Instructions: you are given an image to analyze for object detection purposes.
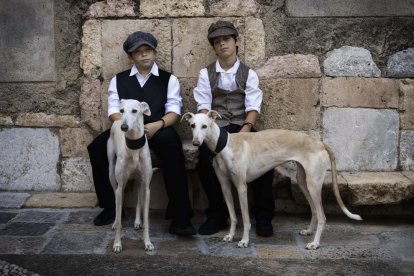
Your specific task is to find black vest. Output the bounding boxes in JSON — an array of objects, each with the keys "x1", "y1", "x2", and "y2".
[{"x1": 116, "y1": 69, "x2": 171, "y2": 123}]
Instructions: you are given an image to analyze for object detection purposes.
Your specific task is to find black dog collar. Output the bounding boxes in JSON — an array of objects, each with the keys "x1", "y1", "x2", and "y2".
[
  {"x1": 214, "y1": 127, "x2": 228, "y2": 154},
  {"x1": 125, "y1": 135, "x2": 146, "y2": 150}
]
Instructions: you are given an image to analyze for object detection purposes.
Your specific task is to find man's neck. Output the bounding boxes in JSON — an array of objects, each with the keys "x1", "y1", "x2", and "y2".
[{"x1": 218, "y1": 56, "x2": 237, "y2": 71}]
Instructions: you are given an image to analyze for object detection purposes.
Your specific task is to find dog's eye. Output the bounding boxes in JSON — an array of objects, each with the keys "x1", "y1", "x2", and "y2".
[
  {"x1": 190, "y1": 124, "x2": 195, "y2": 128},
  {"x1": 120, "y1": 109, "x2": 124, "y2": 113},
  {"x1": 132, "y1": 109, "x2": 137, "y2": 113},
  {"x1": 202, "y1": 125, "x2": 207, "y2": 129}
]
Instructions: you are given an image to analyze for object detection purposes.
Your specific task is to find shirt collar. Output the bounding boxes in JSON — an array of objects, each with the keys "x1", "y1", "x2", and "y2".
[
  {"x1": 130, "y1": 63, "x2": 159, "y2": 77},
  {"x1": 215, "y1": 58, "x2": 240, "y2": 74}
]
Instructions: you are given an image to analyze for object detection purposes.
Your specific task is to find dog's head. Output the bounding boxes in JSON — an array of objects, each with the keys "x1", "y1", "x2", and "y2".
[
  {"x1": 119, "y1": 99, "x2": 151, "y2": 132},
  {"x1": 181, "y1": 110, "x2": 221, "y2": 146}
]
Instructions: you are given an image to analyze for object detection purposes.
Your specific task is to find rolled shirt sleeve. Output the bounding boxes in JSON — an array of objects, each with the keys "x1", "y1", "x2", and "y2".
[
  {"x1": 165, "y1": 74, "x2": 182, "y2": 115},
  {"x1": 244, "y1": 69, "x2": 262, "y2": 113},
  {"x1": 193, "y1": 68, "x2": 212, "y2": 112},
  {"x1": 107, "y1": 76, "x2": 120, "y2": 117}
]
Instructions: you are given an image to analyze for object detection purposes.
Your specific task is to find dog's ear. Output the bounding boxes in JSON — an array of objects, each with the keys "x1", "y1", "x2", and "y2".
[
  {"x1": 181, "y1": 112, "x2": 194, "y2": 123},
  {"x1": 207, "y1": 110, "x2": 221, "y2": 120},
  {"x1": 140, "y1": 102, "x2": 151, "y2": 116}
]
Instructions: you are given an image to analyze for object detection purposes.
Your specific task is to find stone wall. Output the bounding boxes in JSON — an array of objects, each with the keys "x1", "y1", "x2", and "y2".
[{"x1": 1, "y1": 0, "x2": 414, "y2": 213}]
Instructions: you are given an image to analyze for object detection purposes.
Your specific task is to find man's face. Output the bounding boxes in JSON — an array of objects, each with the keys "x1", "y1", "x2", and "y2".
[
  {"x1": 212, "y1": 35, "x2": 238, "y2": 58},
  {"x1": 128, "y1": 45, "x2": 156, "y2": 71}
]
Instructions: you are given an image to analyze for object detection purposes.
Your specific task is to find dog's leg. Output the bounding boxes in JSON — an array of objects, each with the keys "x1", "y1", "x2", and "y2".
[
  {"x1": 234, "y1": 180, "x2": 251, "y2": 248},
  {"x1": 142, "y1": 171, "x2": 154, "y2": 251},
  {"x1": 297, "y1": 164, "x2": 317, "y2": 236},
  {"x1": 305, "y1": 172, "x2": 326, "y2": 250},
  {"x1": 112, "y1": 177, "x2": 125, "y2": 253},
  {"x1": 134, "y1": 179, "x2": 142, "y2": 229}
]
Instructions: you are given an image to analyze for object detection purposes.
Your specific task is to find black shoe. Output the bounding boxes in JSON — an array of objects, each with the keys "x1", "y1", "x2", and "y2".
[
  {"x1": 169, "y1": 220, "x2": 196, "y2": 236},
  {"x1": 256, "y1": 219, "x2": 273, "y2": 237},
  {"x1": 93, "y1": 207, "x2": 115, "y2": 226},
  {"x1": 198, "y1": 217, "x2": 228, "y2": 235}
]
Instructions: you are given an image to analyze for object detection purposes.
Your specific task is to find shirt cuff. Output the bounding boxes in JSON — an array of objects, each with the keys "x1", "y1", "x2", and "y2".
[
  {"x1": 245, "y1": 106, "x2": 261, "y2": 113},
  {"x1": 165, "y1": 105, "x2": 181, "y2": 115},
  {"x1": 197, "y1": 103, "x2": 211, "y2": 112},
  {"x1": 108, "y1": 107, "x2": 120, "y2": 117}
]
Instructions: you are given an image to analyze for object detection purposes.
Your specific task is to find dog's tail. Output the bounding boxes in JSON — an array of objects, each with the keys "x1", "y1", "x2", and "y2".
[{"x1": 324, "y1": 143, "x2": 362, "y2": 221}]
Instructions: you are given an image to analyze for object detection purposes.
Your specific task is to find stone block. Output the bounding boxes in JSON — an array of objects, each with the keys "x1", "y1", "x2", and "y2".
[
  {"x1": 59, "y1": 128, "x2": 94, "y2": 157},
  {"x1": 0, "y1": 115, "x2": 13, "y2": 126},
  {"x1": 400, "y1": 131, "x2": 414, "y2": 171},
  {"x1": 0, "y1": 222, "x2": 54, "y2": 236},
  {"x1": 101, "y1": 19, "x2": 171, "y2": 80},
  {"x1": 209, "y1": 0, "x2": 261, "y2": 16},
  {"x1": 245, "y1": 17, "x2": 266, "y2": 68},
  {"x1": 321, "y1": 77, "x2": 399, "y2": 108},
  {"x1": 80, "y1": 78, "x2": 102, "y2": 132},
  {"x1": 342, "y1": 172, "x2": 414, "y2": 205},
  {"x1": 0, "y1": 192, "x2": 30, "y2": 209},
  {"x1": 256, "y1": 246, "x2": 303, "y2": 259},
  {"x1": 140, "y1": 0, "x2": 204, "y2": 18},
  {"x1": 83, "y1": 0, "x2": 135, "y2": 19},
  {"x1": 175, "y1": 77, "x2": 198, "y2": 139},
  {"x1": 80, "y1": 20, "x2": 102, "y2": 79},
  {"x1": 257, "y1": 54, "x2": 321, "y2": 79},
  {"x1": 399, "y1": 79, "x2": 414, "y2": 129},
  {"x1": 322, "y1": 108, "x2": 399, "y2": 171},
  {"x1": 387, "y1": 48, "x2": 414, "y2": 78},
  {"x1": 323, "y1": 46, "x2": 381, "y2": 77},
  {"x1": 172, "y1": 18, "x2": 245, "y2": 78},
  {"x1": 24, "y1": 193, "x2": 98, "y2": 208},
  {"x1": 42, "y1": 232, "x2": 109, "y2": 254},
  {"x1": 15, "y1": 113, "x2": 79, "y2": 128},
  {"x1": 61, "y1": 158, "x2": 95, "y2": 192},
  {"x1": 0, "y1": 128, "x2": 60, "y2": 191},
  {"x1": 286, "y1": 0, "x2": 414, "y2": 17},
  {"x1": 258, "y1": 79, "x2": 320, "y2": 130},
  {"x1": 0, "y1": 0, "x2": 55, "y2": 82},
  {"x1": 0, "y1": 236, "x2": 46, "y2": 254}
]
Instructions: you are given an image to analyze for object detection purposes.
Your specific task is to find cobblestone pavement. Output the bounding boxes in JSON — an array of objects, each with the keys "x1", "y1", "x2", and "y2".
[{"x1": 0, "y1": 208, "x2": 413, "y2": 275}]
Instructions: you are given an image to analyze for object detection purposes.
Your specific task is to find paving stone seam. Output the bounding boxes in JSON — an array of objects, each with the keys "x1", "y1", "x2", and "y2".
[{"x1": 38, "y1": 211, "x2": 70, "y2": 254}]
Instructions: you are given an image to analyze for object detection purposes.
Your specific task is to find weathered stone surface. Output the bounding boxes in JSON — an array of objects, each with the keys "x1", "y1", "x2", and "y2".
[
  {"x1": 0, "y1": 115, "x2": 13, "y2": 126},
  {"x1": 15, "y1": 113, "x2": 79, "y2": 128},
  {"x1": 83, "y1": 0, "x2": 135, "y2": 19},
  {"x1": 403, "y1": 171, "x2": 414, "y2": 183},
  {"x1": 323, "y1": 108, "x2": 399, "y2": 171},
  {"x1": 80, "y1": 20, "x2": 102, "y2": 79},
  {"x1": 256, "y1": 246, "x2": 303, "y2": 259},
  {"x1": 400, "y1": 131, "x2": 414, "y2": 171},
  {"x1": 258, "y1": 79, "x2": 319, "y2": 130},
  {"x1": 0, "y1": 222, "x2": 54, "y2": 236},
  {"x1": 102, "y1": 19, "x2": 171, "y2": 80},
  {"x1": 209, "y1": 0, "x2": 261, "y2": 16},
  {"x1": 175, "y1": 77, "x2": 197, "y2": 139},
  {"x1": 0, "y1": 192, "x2": 30, "y2": 209},
  {"x1": 342, "y1": 172, "x2": 414, "y2": 205},
  {"x1": 140, "y1": 0, "x2": 204, "y2": 18},
  {"x1": 257, "y1": 54, "x2": 321, "y2": 78},
  {"x1": 61, "y1": 158, "x2": 94, "y2": 192},
  {"x1": 387, "y1": 48, "x2": 414, "y2": 78},
  {"x1": 24, "y1": 193, "x2": 98, "y2": 208},
  {"x1": 399, "y1": 79, "x2": 414, "y2": 129},
  {"x1": 59, "y1": 128, "x2": 94, "y2": 157},
  {"x1": 323, "y1": 46, "x2": 381, "y2": 77},
  {"x1": 286, "y1": 0, "x2": 414, "y2": 17},
  {"x1": 245, "y1": 17, "x2": 266, "y2": 68},
  {"x1": 182, "y1": 140, "x2": 199, "y2": 170},
  {"x1": 0, "y1": 128, "x2": 60, "y2": 191},
  {"x1": 0, "y1": 0, "x2": 55, "y2": 82},
  {"x1": 80, "y1": 78, "x2": 102, "y2": 132},
  {"x1": 321, "y1": 77, "x2": 399, "y2": 108},
  {"x1": 172, "y1": 18, "x2": 244, "y2": 78},
  {"x1": 43, "y1": 231, "x2": 109, "y2": 254}
]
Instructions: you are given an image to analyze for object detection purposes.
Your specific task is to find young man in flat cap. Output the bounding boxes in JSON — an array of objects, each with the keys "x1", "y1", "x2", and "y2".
[
  {"x1": 193, "y1": 21, "x2": 275, "y2": 237},
  {"x1": 88, "y1": 31, "x2": 195, "y2": 236}
]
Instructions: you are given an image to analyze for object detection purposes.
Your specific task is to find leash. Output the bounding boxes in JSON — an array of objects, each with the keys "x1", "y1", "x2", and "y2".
[
  {"x1": 125, "y1": 134, "x2": 146, "y2": 150},
  {"x1": 214, "y1": 127, "x2": 228, "y2": 154}
]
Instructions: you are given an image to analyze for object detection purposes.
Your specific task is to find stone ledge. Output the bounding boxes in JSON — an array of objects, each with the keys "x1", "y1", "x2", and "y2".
[{"x1": 24, "y1": 193, "x2": 98, "y2": 208}]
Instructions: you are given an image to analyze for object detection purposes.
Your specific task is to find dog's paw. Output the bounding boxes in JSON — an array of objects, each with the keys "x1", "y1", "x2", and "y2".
[
  {"x1": 145, "y1": 242, "x2": 154, "y2": 251},
  {"x1": 305, "y1": 242, "x2": 319, "y2": 250},
  {"x1": 223, "y1": 234, "x2": 233, "y2": 242},
  {"x1": 134, "y1": 222, "x2": 142, "y2": 229},
  {"x1": 299, "y1": 229, "x2": 312, "y2": 236},
  {"x1": 113, "y1": 243, "x2": 122, "y2": 253},
  {"x1": 238, "y1": 239, "x2": 249, "y2": 248}
]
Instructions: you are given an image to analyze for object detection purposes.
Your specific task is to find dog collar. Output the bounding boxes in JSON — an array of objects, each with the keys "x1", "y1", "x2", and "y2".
[
  {"x1": 214, "y1": 127, "x2": 228, "y2": 154},
  {"x1": 125, "y1": 135, "x2": 146, "y2": 150}
]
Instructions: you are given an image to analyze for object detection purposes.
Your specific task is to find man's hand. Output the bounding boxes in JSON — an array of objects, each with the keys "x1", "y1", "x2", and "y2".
[{"x1": 144, "y1": 120, "x2": 163, "y2": 139}]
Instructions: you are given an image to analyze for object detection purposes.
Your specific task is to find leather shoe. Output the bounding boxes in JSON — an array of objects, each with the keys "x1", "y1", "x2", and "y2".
[
  {"x1": 198, "y1": 217, "x2": 228, "y2": 235},
  {"x1": 256, "y1": 219, "x2": 273, "y2": 237},
  {"x1": 169, "y1": 221, "x2": 196, "y2": 236},
  {"x1": 93, "y1": 207, "x2": 115, "y2": 226}
]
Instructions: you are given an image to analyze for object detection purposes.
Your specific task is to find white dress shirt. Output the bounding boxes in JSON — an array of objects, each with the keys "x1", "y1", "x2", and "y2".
[
  {"x1": 108, "y1": 63, "x2": 182, "y2": 117},
  {"x1": 193, "y1": 59, "x2": 263, "y2": 113}
]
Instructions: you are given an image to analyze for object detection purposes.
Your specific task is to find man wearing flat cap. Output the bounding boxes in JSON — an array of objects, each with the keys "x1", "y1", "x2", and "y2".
[
  {"x1": 88, "y1": 31, "x2": 196, "y2": 236},
  {"x1": 193, "y1": 21, "x2": 275, "y2": 237}
]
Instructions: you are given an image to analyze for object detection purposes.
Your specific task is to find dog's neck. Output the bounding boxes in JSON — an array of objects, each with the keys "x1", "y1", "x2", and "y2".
[
  {"x1": 124, "y1": 123, "x2": 146, "y2": 150},
  {"x1": 205, "y1": 121, "x2": 228, "y2": 154}
]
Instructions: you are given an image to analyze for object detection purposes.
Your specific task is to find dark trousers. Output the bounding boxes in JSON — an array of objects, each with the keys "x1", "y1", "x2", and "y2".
[
  {"x1": 197, "y1": 124, "x2": 275, "y2": 222},
  {"x1": 87, "y1": 127, "x2": 193, "y2": 221}
]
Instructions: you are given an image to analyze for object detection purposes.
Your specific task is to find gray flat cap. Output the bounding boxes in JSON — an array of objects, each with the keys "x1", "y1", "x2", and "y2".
[
  {"x1": 123, "y1": 31, "x2": 157, "y2": 53},
  {"x1": 207, "y1": 21, "x2": 238, "y2": 41}
]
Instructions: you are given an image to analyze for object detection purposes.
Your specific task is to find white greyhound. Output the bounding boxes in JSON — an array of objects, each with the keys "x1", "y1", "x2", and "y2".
[
  {"x1": 107, "y1": 99, "x2": 154, "y2": 252},
  {"x1": 182, "y1": 111, "x2": 362, "y2": 250}
]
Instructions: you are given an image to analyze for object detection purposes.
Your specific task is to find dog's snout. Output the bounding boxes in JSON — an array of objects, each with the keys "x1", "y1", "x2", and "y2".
[
  {"x1": 121, "y1": 123, "x2": 128, "y2": 132},
  {"x1": 192, "y1": 139, "x2": 200, "y2": 146}
]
